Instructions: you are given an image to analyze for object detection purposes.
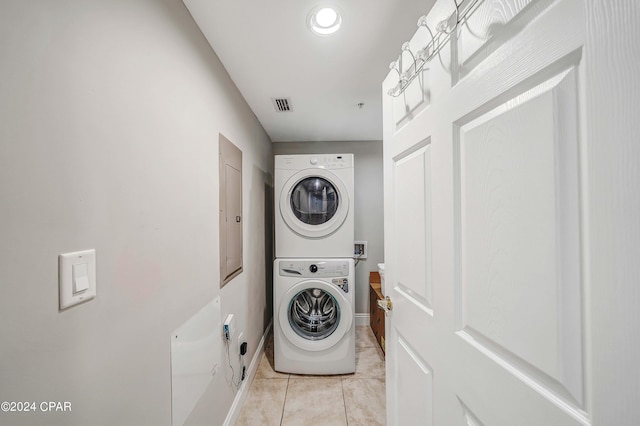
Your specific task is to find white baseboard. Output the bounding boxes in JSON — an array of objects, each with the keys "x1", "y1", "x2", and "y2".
[
  {"x1": 223, "y1": 320, "x2": 273, "y2": 426},
  {"x1": 355, "y1": 313, "x2": 370, "y2": 326}
]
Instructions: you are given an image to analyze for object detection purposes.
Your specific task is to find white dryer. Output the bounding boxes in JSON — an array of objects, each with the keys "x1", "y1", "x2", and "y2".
[
  {"x1": 275, "y1": 154, "x2": 354, "y2": 258},
  {"x1": 274, "y1": 258, "x2": 355, "y2": 375}
]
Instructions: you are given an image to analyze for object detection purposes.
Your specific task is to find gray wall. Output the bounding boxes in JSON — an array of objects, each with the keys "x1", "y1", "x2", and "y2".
[
  {"x1": 0, "y1": 1, "x2": 272, "y2": 425},
  {"x1": 273, "y1": 141, "x2": 384, "y2": 314}
]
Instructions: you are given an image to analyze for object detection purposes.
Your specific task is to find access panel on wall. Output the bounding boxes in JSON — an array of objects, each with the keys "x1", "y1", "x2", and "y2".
[{"x1": 219, "y1": 134, "x2": 242, "y2": 287}]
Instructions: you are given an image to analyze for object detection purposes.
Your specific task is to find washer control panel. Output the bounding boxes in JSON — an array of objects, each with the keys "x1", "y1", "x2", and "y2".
[
  {"x1": 279, "y1": 260, "x2": 350, "y2": 278},
  {"x1": 331, "y1": 278, "x2": 349, "y2": 293}
]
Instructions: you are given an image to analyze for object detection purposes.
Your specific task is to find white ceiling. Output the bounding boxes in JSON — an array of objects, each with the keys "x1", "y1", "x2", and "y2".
[{"x1": 183, "y1": 0, "x2": 433, "y2": 142}]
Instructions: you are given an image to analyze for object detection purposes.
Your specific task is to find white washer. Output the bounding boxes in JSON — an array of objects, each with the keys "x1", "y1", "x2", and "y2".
[
  {"x1": 275, "y1": 154, "x2": 354, "y2": 258},
  {"x1": 274, "y1": 258, "x2": 355, "y2": 375}
]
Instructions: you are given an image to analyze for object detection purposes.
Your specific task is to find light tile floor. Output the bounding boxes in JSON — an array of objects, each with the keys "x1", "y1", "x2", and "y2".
[{"x1": 236, "y1": 326, "x2": 386, "y2": 426}]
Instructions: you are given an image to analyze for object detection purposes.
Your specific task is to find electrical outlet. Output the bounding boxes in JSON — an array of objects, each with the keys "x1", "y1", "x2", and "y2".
[
  {"x1": 354, "y1": 241, "x2": 368, "y2": 259},
  {"x1": 223, "y1": 314, "x2": 234, "y2": 341}
]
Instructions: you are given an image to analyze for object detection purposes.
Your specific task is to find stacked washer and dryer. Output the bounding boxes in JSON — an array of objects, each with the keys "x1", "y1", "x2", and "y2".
[{"x1": 274, "y1": 154, "x2": 356, "y2": 375}]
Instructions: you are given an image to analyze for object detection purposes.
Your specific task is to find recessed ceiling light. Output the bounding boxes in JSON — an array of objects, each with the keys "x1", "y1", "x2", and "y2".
[{"x1": 308, "y1": 5, "x2": 342, "y2": 36}]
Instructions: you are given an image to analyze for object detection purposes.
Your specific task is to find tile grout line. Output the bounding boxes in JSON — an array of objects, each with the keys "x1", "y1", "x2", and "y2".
[
  {"x1": 340, "y1": 376, "x2": 349, "y2": 425},
  {"x1": 279, "y1": 375, "x2": 290, "y2": 426}
]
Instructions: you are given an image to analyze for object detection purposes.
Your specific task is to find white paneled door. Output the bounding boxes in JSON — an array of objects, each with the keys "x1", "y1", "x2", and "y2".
[{"x1": 383, "y1": 0, "x2": 638, "y2": 424}]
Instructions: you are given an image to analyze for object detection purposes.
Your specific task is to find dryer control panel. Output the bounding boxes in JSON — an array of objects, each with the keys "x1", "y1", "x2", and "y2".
[
  {"x1": 279, "y1": 260, "x2": 350, "y2": 278},
  {"x1": 275, "y1": 154, "x2": 353, "y2": 170}
]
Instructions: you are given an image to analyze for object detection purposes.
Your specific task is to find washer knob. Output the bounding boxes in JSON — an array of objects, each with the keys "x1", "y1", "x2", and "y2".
[
  {"x1": 310, "y1": 157, "x2": 318, "y2": 165},
  {"x1": 309, "y1": 264, "x2": 318, "y2": 273}
]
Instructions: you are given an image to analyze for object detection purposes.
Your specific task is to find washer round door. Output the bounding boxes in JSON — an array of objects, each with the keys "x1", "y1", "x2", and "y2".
[
  {"x1": 279, "y1": 169, "x2": 350, "y2": 239},
  {"x1": 279, "y1": 280, "x2": 353, "y2": 352}
]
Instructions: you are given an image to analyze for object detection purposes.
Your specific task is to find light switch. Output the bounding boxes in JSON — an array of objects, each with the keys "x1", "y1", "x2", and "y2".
[
  {"x1": 59, "y1": 249, "x2": 96, "y2": 310},
  {"x1": 72, "y1": 263, "x2": 90, "y2": 293}
]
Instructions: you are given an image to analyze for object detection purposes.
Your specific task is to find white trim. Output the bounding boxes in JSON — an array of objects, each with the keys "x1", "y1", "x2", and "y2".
[
  {"x1": 355, "y1": 313, "x2": 370, "y2": 326},
  {"x1": 223, "y1": 320, "x2": 273, "y2": 426}
]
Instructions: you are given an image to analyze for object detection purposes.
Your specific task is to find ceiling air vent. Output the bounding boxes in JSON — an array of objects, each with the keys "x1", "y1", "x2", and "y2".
[{"x1": 272, "y1": 97, "x2": 292, "y2": 112}]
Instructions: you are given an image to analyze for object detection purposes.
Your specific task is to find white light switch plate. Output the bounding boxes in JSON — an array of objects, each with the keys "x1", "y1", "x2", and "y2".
[{"x1": 59, "y1": 249, "x2": 96, "y2": 310}]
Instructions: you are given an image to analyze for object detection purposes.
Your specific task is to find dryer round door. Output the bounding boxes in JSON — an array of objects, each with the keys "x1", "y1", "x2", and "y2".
[
  {"x1": 278, "y1": 279, "x2": 353, "y2": 352},
  {"x1": 279, "y1": 169, "x2": 350, "y2": 239}
]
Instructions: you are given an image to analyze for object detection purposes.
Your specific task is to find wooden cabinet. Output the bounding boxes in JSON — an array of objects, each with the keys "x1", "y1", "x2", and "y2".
[{"x1": 369, "y1": 272, "x2": 385, "y2": 354}]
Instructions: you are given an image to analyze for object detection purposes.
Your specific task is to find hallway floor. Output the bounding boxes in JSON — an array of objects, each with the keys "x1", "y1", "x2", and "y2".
[{"x1": 236, "y1": 326, "x2": 386, "y2": 426}]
